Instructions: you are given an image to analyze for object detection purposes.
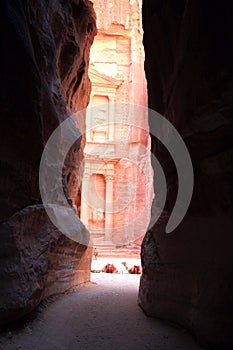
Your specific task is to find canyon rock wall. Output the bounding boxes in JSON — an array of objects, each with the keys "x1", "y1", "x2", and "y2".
[
  {"x1": 0, "y1": 0, "x2": 96, "y2": 325},
  {"x1": 139, "y1": 1, "x2": 233, "y2": 349}
]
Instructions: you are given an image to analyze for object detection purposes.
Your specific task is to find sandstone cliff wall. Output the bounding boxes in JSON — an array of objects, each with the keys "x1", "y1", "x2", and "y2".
[
  {"x1": 0, "y1": 0, "x2": 96, "y2": 325},
  {"x1": 139, "y1": 1, "x2": 233, "y2": 348}
]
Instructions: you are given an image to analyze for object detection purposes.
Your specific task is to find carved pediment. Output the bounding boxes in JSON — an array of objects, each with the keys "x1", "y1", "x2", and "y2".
[{"x1": 89, "y1": 67, "x2": 123, "y2": 88}]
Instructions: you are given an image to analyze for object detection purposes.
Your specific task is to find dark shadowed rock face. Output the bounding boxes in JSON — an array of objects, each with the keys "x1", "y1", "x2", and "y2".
[
  {"x1": 139, "y1": 0, "x2": 233, "y2": 349},
  {"x1": 0, "y1": 0, "x2": 96, "y2": 325}
]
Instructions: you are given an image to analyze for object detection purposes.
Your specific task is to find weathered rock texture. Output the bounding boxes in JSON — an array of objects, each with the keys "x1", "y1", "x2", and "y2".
[
  {"x1": 0, "y1": 0, "x2": 96, "y2": 325},
  {"x1": 139, "y1": 1, "x2": 233, "y2": 349}
]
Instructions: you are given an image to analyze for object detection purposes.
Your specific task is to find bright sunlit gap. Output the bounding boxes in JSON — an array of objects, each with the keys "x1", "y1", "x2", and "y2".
[{"x1": 80, "y1": 0, "x2": 153, "y2": 274}]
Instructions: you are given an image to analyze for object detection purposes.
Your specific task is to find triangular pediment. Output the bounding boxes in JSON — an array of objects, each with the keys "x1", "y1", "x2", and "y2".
[{"x1": 88, "y1": 67, "x2": 123, "y2": 87}]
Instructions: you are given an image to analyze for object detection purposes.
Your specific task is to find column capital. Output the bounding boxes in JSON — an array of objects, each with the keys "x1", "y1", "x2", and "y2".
[
  {"x1": 108, "y1": 96, "x2": 115, "y2": 103},
  {"x1": 105, "y1": 174, "x2": 114, "y2": 182},
  {"x1": 83, "y1": 173, "x2": 91, "y2": 181}
]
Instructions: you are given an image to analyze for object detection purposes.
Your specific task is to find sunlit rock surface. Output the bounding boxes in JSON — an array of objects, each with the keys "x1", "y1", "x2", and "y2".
[{"x1": 81, "y1": 0, "x2": 153, "y2": 249}]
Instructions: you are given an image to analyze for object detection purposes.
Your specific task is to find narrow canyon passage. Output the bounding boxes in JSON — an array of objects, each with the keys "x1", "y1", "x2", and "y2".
[
  {"x1": 0, "y1": 0, "x2": 232, "y2": 349},
  {"x1": 1, "y1": 274, "x2": 202, "y2": 350}
]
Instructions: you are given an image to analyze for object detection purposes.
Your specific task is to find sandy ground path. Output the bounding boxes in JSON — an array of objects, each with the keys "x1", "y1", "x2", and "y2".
[{"x1": 0, "y1": 273, "x2": 202, "y2": 350}]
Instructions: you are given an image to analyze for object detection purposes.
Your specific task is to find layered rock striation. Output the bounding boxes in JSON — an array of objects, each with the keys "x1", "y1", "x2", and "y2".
[
  {"x1": 0, "y1": 0, "x2": 96, "y2": 325},
  {"x1": 139, "y1": 1, "x2": 233, "y2": 349}
]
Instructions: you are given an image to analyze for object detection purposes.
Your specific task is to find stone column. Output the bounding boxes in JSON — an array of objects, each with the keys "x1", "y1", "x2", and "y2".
[
  {"x1": 105, "y1": 174, "x2": 114, "y2": 241},
  {"x1": 80, "y1": 173, "x2": 90, "y2": 227},
  {"x1": 108, "y1": 99, "x2": 115, "y2": 141},
  {"x1": 86, "y1": 98, "x2": 92, "y2": 142}
]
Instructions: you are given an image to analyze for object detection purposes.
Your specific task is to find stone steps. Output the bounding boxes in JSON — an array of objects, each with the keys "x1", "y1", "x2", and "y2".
[{"x1": 94, "y1": 244, "x2": 141, "y2": 258}]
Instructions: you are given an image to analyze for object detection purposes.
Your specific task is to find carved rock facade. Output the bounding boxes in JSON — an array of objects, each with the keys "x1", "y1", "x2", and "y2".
[{"x1": 81, "y1": 0, "x2": 153, "y2": 249}]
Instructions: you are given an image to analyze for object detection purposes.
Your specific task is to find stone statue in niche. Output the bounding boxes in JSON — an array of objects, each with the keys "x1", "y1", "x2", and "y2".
[
  {"x1": 95, "y1": 106, "x2": 108, "y2": 125},
  {"x1": 92, "y1": 208, "x2": 105, "y2": 223}
]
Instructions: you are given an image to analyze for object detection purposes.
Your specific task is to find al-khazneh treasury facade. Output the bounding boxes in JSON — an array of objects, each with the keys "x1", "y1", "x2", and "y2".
[{"x1": 80, "y1": 0, "x2": 153, "y2": 246}]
